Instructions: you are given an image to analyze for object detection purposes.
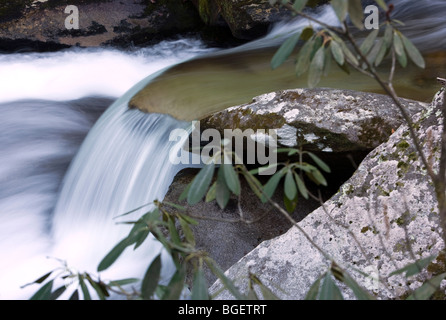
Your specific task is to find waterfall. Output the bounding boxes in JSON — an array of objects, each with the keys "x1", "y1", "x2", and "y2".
[
  {"x1": 0, "y1": 39, "x2": 211, "y2": 299},
  {"x1": 50, "y1": 72, "x2": 193, "y2": 293}
]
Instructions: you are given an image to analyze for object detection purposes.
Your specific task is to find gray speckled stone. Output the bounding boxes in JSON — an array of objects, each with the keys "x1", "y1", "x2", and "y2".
[
  {"x1": 201, "y1": 88, "x2": 427, "y2": 153},
  {"x1": 210, "y1": 88, "x2": 445, "y2": 300}
]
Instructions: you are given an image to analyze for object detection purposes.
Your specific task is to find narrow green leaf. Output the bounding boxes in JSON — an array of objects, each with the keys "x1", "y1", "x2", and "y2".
[
  {"x1": 400, "y1": 34, "x2": 425, "y2": 68},
  {"x1": 374, "y1": 38, "x2": 388, "y2": 67},
  {"x1": 86, "y1": 275, "x2": 108, "y2": 300},
  {"x1": 179, "y1": 216, "x2": 195, "y2": 246},
  {"x1": 308, "y1": 46, "x2": 325, "y2": 88},
  {"x1": 243, "y1": 169, "x2": 264, "y2": 199},
  {"x1": 294, "y1": 172, "x2": 309, "y2": 199},
  {"x1": 205, "y1": 181, "x2": 217, "y2": 202},
  {"x1": 162, "y1": 201, "x2": 186, "y2": 212},
  {"x1": 179, "y1": 182, "x2": 191, "y2": 202},
  {"x1": 393, "y1": 19, "x2": 405, "y2": 26},
  {"x1": 374, "y1": 0, "x2": 388, "y2": 11},
  {"x1": 86, "y1": 274, "x2": 110, "y2": 300},
  {"x1": 49, "y1": 285, "x2": 67, "y2": 300},
  {"x1": 292, "y1": 0, "x2": 308, "y2": 12},
  {"x1": 295, "y1": 38, "x2": 314, "y2": 76},
  {"x1": 312, "y1": 169, "x2": 327, "y2": 186},
  {"x1": 305, "y1": 275, "x2": 323, "y2": 300},
  {"x1": 22, "y1": 271, "x2": 53, "y2": 288},
  {"x1": 97, "y1": 237, "x2": 130, "y2": 272},
  {"x1": 390, "y1": 255, "x2": 438, "y2": 277},
  {"x1": 331, "y1": 0, "x2": 348, "y2": 21},
  {"x1": 307, "y1": 152, "x2": 331, "y2": 173},
  {"x1": 330, "y1": 40, "x2": 345, "y2": 66},
  {"x1": 306, "y1": 168, "x2": 327, "y2": 187},
  {"x1": 216, "y1": 167, "x2": 231, "y2": 209},
  {"x1": 366, "y1": 38, "x2": 384, "y2": 67},
  {"x1": 178, "y1": 213, "x2": 198, "y2": 225},
  {"x1": 406, "y1": 273, "x2": 446, "y2": 300},
  {"x1": 310, "y1": 36, "x2": 323, "y2": 60},
  {"x1": 257, "y1": 282, "x2": 280, "y2": 300},
  {"x1": 348, "y1": 0, "x2": 364, "y2": 30},
  {"x1": 222, "y1": 163, "x2": 240, "y2": 195},
  {"x1": 108, "y1": 278, "x2": 140, "y2": 287},
  {"x1": 383, "y1": 23, "x2": 393, "y2": 48},
  {"x1": 247, "y1": 286, "x2": 259, "y2": 300},
  {"x1": 340, "y1": 41, "x2": 359, "y2": 66},
  {"x1": 341, "y1": 272, "x2": 375, "y2": 300},
  {"x1": 205, "y1": 258, "x2": 246, "y2": 300},
  {"x1": 300, "y1": 26, "x2": 314, "y2": 41},
  {"x1": 161, "y1": 267, "x2": 186, "y2": 300},
  {"x1": 360, "y1": 29, "x2": 379, "y2": 55},
  {"x1": 167, "y1": 216, "x2": 181, "y2": 246},
  {"x1": 319, "y1": 272, "x2": 344, "y2": 300},
  {"x1": 69, "y1": 290, "x2": 79, "y2": 300},
  {"x1": 261, "y1": 168, "x2": 286, "y2": 203},
  {"x1": 191, "y1": 269, "x2": 209, "y2": 300},
  {"x1": 323, "y1": 46, "x2": 332, "y2": 76},
  {"x1": 30, "y1": 280, "x2": 54, "y2": 300},
  {"x1": 284, "y1": 169, "x2": 297, "y2": 200},
  {"x1": 294, "y1": 163, "x2": 314, "y2": 173},
  {"x1": 187, "y1": 162, "x2": 215, "y2": 205},
  {"x1": 271, "y1": 32, "x2": 302, "y2": 70},
  {"x1": 79, "y1": 276, "x2": 91, "y2": 300},
  {"x1": 393, "y1": 31, "x2": 407, "y2": 67},
  {"x1": 133, "y1": 229, "x2": 150, "y2": 250},
  {"x1": 284, "y1": 191, "x2": 298, "y2": 213},
  {"x1": 141, "y1": 254, "x2": 162, "y2": 300}
]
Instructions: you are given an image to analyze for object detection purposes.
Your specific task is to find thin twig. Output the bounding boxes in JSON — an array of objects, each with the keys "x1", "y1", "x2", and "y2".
[{"x1": 388, "y1": 48, "x2": 397, "y2": 96}]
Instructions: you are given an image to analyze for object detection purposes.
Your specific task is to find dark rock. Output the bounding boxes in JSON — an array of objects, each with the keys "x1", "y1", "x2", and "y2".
[
  {"x1": 0, "y1": 0, "x2": 203, "y2": 51},
  {"x1": 163, "y1": 163, "x2": 350, "y2": 286}
]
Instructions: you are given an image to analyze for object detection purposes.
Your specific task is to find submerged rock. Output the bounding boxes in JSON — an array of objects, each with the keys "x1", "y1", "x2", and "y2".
[
  {"x1": 210, "y1": 88, "x2": 446, "y2": 300},
  {"x1": 201, "y1": 88, "x2": 427, "y2": 153}
]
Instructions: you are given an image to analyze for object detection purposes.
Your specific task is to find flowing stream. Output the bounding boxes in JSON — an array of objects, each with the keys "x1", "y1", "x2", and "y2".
[{"x1": 0, "y1": 0, "x2": 445, "y2": 299}]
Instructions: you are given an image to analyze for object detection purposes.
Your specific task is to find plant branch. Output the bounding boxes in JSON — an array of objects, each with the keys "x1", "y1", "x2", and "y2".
[
  {"x1": 282, "y1": 2, "x2": 345, "y2": 35},
  {"x1": 342, "y1": 21, "x2": 437, "y2": 184}
]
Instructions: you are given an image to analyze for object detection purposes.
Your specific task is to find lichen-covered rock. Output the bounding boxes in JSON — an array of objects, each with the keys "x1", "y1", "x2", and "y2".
[
  {"x1": 210, "y1": 88, "x2": 446, "y2": 300},
  {"x1": 201, "y1": 88, "x2": 427, "y2": 153},
  {"x1": 0, "y1": 0, "x2": 202, "y2": 51}
]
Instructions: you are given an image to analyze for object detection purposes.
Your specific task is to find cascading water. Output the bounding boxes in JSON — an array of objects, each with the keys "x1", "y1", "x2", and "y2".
[
  {"x1": 0, "y1": 0, "x2": 445, "y2": 300},
  {"x1": 0, "y1": 39, "x2": 213, "y2": 299}
]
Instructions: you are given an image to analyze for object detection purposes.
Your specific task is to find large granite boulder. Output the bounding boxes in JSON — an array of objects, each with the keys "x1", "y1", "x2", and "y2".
[
  {"x1": 201, "y1": 88, "x2": 427, "y2": 153},
  {"x1": 210, "y1": 88, "x2": 446, "y2": 300}
]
